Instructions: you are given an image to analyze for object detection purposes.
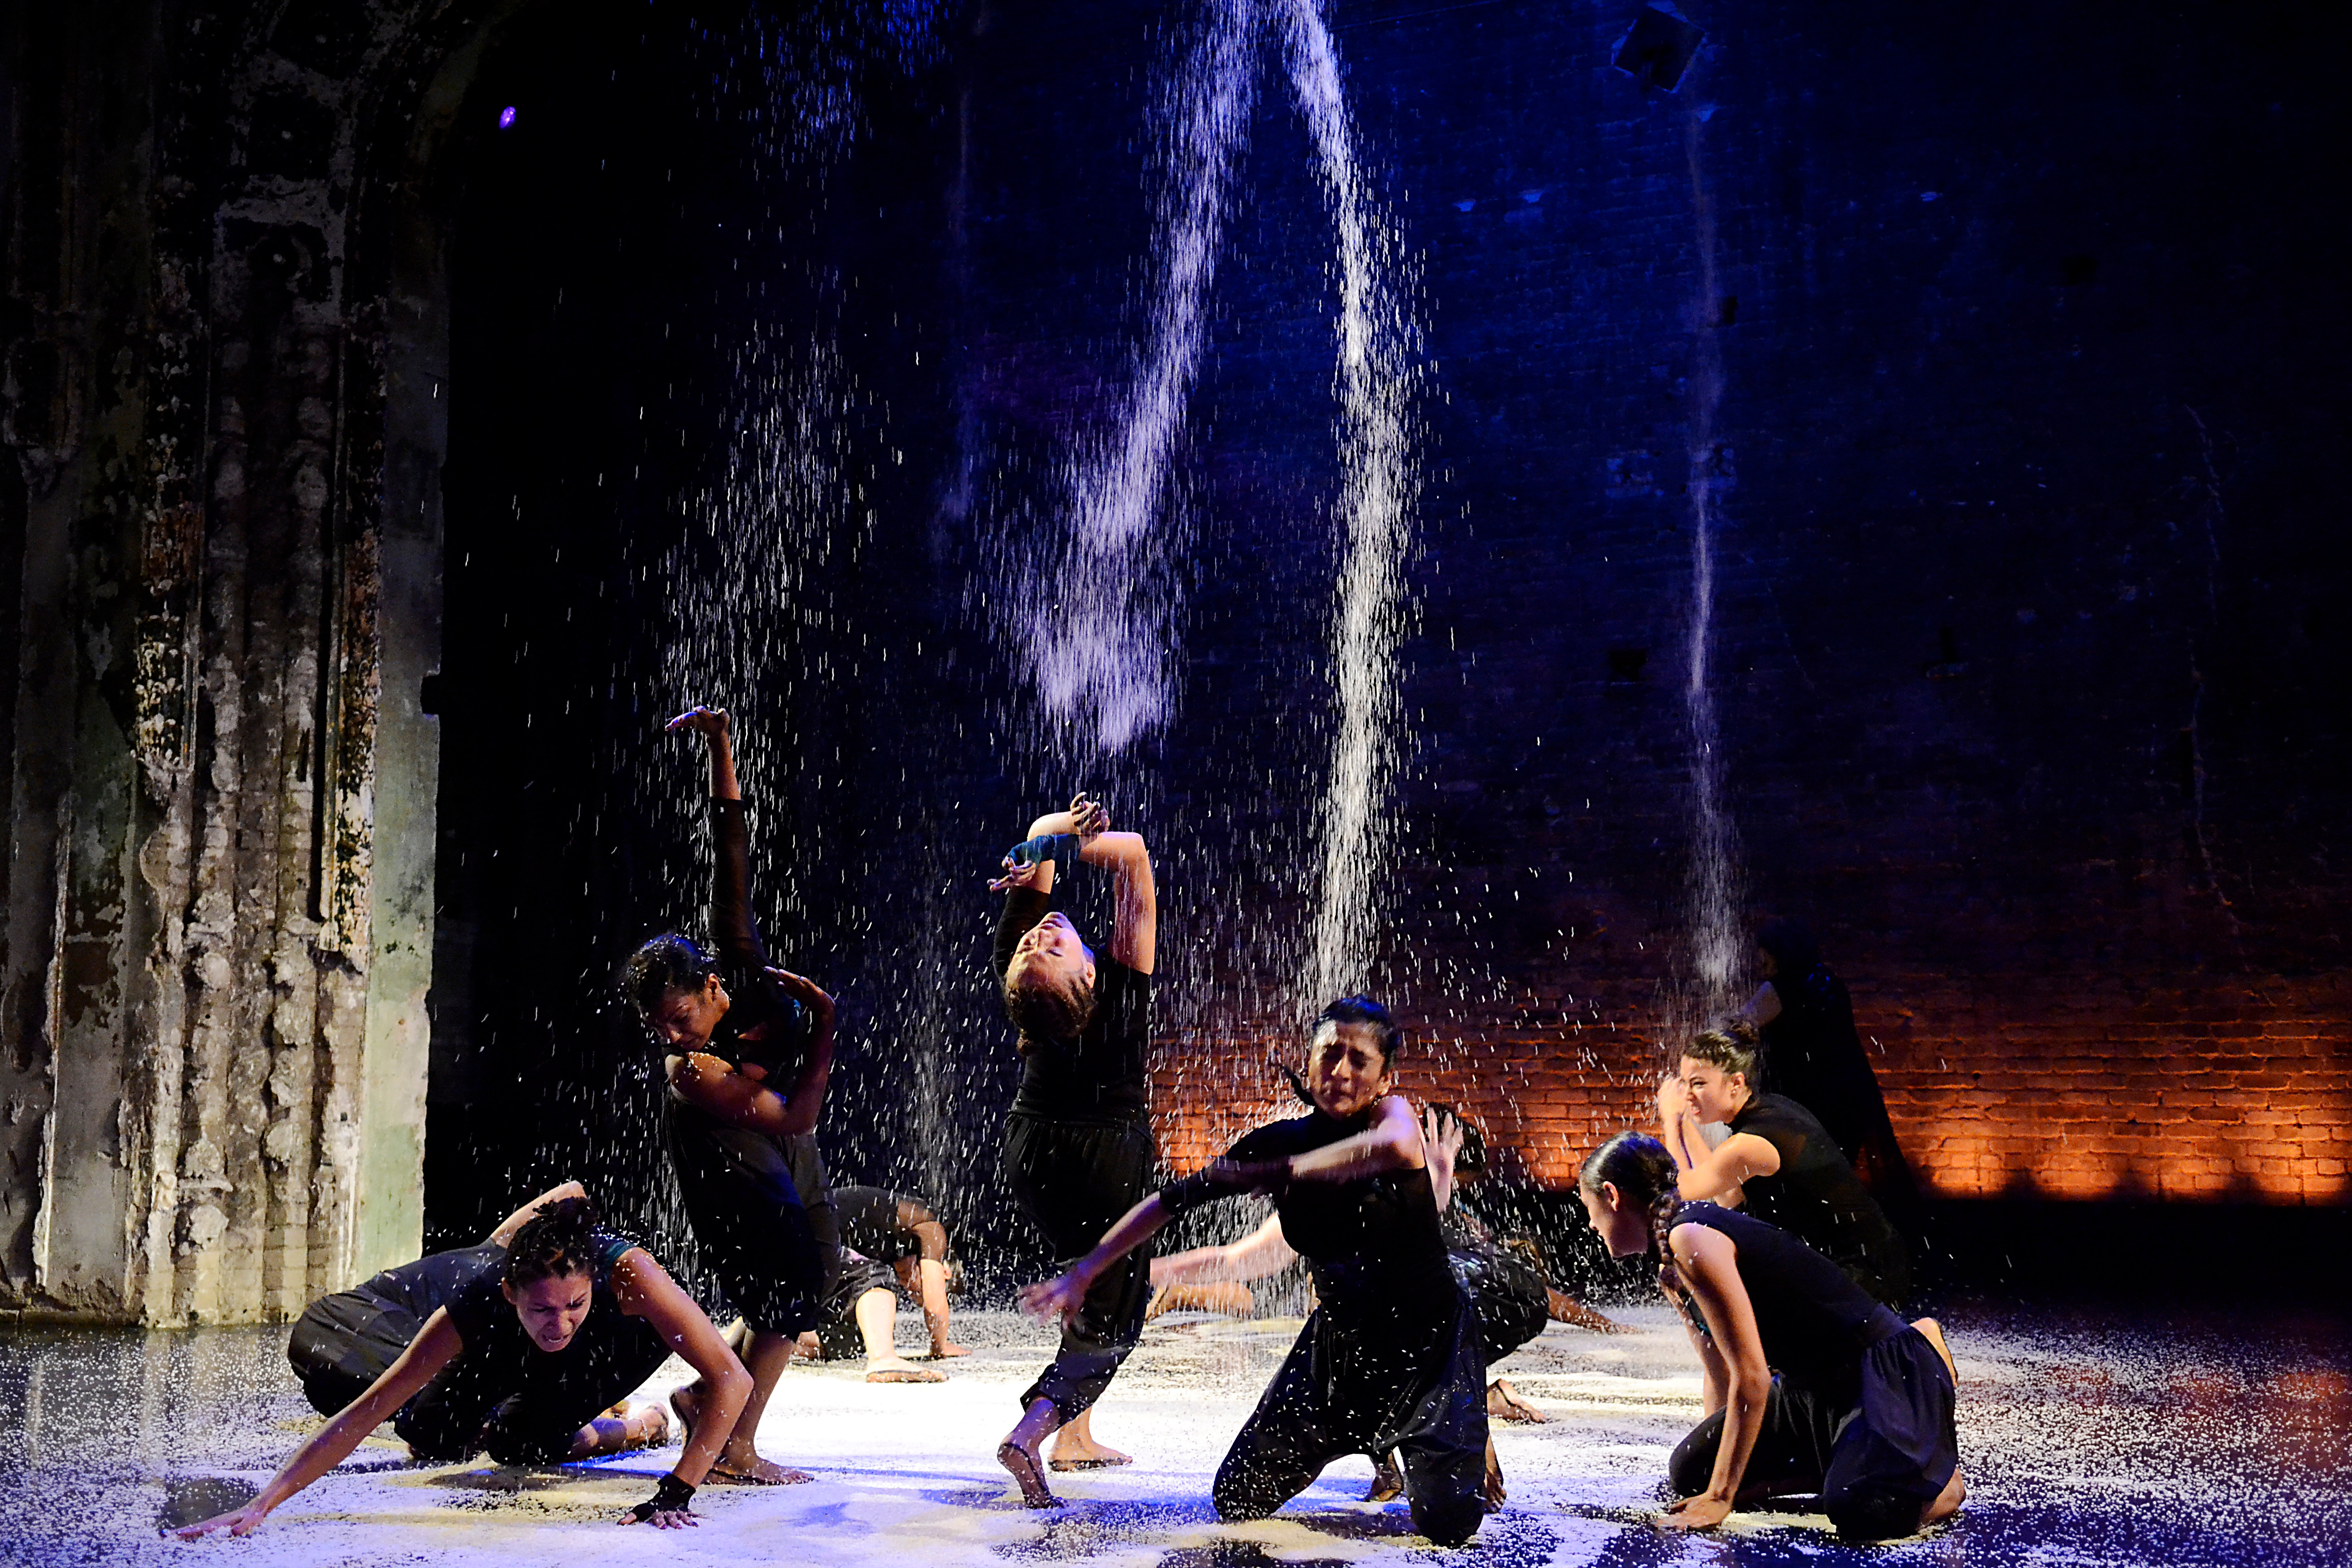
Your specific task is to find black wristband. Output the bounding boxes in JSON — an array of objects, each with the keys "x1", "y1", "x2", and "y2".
[{"x1": 629, "y1": 1473, "x2": 695, "y2": 1522}]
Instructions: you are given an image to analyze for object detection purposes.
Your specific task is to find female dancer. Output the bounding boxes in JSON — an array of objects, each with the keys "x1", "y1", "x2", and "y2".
[
  {"x1": 824, "y1": 1186, "x2": 970, "y2": 1361},
  {"x1": 989, "y1": 794, "x2": 1156, "y2": 1492},
  {"x1": 1657, "y1": 1022, "x2": 1910, "y2": 1305},
  {"x1": 179, "y1": 1198, "x2": 750, "y2": 1537},
  {"x1": 1023, "y1": 998, "x2": 1488, "y2": 1546},
  {"x1": 1577, "y1": 1132, "x2": 1961, "y2": 1539}
]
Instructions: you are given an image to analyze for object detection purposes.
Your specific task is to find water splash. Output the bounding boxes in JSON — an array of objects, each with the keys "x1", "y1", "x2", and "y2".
[
  {"x1": 1281, "y1": 0, "x2": 1424, "y2": 1004},
  {"x1": 1679, "y1": 104, "x2": 1742, "y2": 1018},
  {"x1": 1021, "y1": 0, "x2": 1258, "y2": 754}
]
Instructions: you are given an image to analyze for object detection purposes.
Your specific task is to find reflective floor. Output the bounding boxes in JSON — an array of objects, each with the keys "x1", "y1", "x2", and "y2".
[{"x1": 1, "y1": 1296, "x2": 2345, "y2": 1565}]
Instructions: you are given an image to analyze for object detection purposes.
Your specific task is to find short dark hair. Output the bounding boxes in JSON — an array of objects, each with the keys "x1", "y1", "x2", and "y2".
[
  {"x1": 623, "y1": 933, "x2": 714, "y2": 1021},
  {"x1": 505, "y1": 1196, "x2": 602, "y2": 1287},
  {"x1": 1312, "y1": 995, "x2": 1403, "y2": 1065}
]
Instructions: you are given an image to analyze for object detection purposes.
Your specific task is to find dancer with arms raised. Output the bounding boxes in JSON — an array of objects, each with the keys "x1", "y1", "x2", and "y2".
[
  {"x1": 1024, "y1": 998, "x2": 1488, "y2": 1545},
  {"x1": 989, "y1": 794, "x2": 1156, "y2": 1500}
]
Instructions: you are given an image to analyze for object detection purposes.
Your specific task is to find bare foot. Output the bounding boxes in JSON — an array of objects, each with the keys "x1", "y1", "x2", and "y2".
[
  {"x1": 669, "y1": 1383, "x2": 703, "y2": 1443},
  {"x1": 1047, "y1": 1434, "x2": 1131, "y2": 1471},
  {"x1": 1365, "y1": 1453, "x2": 1405, "y2": 1502},
  {"x1": 866, "y1": 1357, "x2": 947, "y2": 1384},
  {"x1": 997, "y1": 1439, "x2": 1059, "y2": 1507},
  {"x1": 621, "y1": 1402, "x2": 671, "y2": 1449},
  {"x1": 1486, "y1": 1378, "x2": 1546, "y2": 1424},
  {"x1": 1483, "y1": 1437, "x2": 1507, "y2": 1509},
  {"x1": 707, "y1": 1455, "x2": 813, "y2": 1485},
  {"x1": 1923, "y1": 1464, "x2": 1966, "y2": 1527},
  {"x1": 924, "y1": 1341, "x2": 973, "y2": 1360}
]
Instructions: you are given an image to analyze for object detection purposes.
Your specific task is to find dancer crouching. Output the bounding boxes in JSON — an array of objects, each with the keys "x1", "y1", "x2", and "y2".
[
  {"x1": 990, "y1": 795, "x2": 1157, "y2": 1497},
  {"x1": 1577, "y1": 1132, "x2": 1962, "y2": 1539},
  {"x1": 179, "y1": 1199, "x2": 751, "y2": 1537},
  {"x1": 1022, "y1": 999, "x2": 1488, "y2": 1546}
]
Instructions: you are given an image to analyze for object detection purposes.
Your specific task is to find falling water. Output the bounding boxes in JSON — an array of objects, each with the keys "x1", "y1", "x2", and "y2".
[
  {"x1": 1022, "y1": 0, "x2": 1257, "y2": 754},
  {"x1": 1679, "y1": 104, "x2": 1743, "y2": 1015},
  {"x1": 1281, "y1": 0, "x2": 1424, "y2": 1004}
]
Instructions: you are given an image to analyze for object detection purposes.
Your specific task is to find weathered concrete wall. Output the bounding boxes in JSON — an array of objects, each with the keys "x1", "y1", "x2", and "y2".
[{"x1": 0, "y1": 0, "x2": 513, "y2": 1322}]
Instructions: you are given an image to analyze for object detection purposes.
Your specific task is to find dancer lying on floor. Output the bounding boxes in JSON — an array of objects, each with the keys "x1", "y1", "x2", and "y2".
[
  {"x1": 1022, "y1": 997, "x2": 1488, "y2": 1546},
  {"x1": 990, "y1": 794, "x2": 1158, "y2": 1484},
  {"x1": 1655, "y1": 1021, "x2": 1910, "y2": 1304},
  {"x1": 1578, "y1": 1131, "x2": 1963, "y2": 1540},
  {"x1": 804, "y1": 1187, "x2": 970, "y2": 1362},
  {"x1": 178, "y1": 1198, "x2": 751, "y2": 1537}
]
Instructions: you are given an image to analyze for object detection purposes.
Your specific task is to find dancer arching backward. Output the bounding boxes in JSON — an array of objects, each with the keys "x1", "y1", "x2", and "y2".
[
  {"x1": 989, "y1": 794, "x2": 1157, "y2": 1488},
  {"x1": 1023, "y1": 999, "x2": 1489, "y2": 1546},
  {"x1": 285, "y1": 1179, "x2": 671, "y2": 1451},
  {"x1": 179, "y1": 1199, "x2": 751, "y2": 1538},
  {"x1": 1578, "y1": 1133, "x2": 1962, "y2": 1540},
  {"x1": 1656, "y1": 1022, "x2": 1910, "y2": 1305}
]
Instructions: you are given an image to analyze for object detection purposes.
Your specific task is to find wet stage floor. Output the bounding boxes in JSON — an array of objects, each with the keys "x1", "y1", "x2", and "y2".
[{"x1": 2, "y1": 1297, "x2": 2345, "y2": 1566}]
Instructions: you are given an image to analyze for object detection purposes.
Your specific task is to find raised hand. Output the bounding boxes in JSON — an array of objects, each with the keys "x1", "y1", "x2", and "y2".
[
  {"x1": 1655, "y1": 1070, "x2": 1692, "y2": 1126},
  {"x1": 988, "y1": 854, "x2": 1047, "y2": 895},
  {"x1": 1069, "y1": 793, "x2": 1110, "y2": 840},
  {"x1": 1422, "y1": 1106, "x2": 1464, "y2": 1172},
  {"x1": 762, "y1": 966, "x2": 835, "y2": 1020},
  {"x1": 664, "y1": 705, "x2": 729, "y2": 737}
]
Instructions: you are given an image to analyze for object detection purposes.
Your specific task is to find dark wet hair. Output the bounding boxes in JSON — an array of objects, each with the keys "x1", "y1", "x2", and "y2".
[
  {"x1": 1680, "y1": 1018, "x2": 1760, "y2": 1084},
  {"x1": 623, "y1": 932, "x2": 715, "y2": 1021},
  {"x1": 1756, "y1": 916, "x2": 1821, "y2": 978},
  {"x1": 1312, "y1": 995, "x2": 1403, "y2": 1064},
  {"x1": 1002, "y1": 964, "x2": 1096, "y2": 1049},
  {"x1": 1578, "y1": 1131, "x2": 1684, "y2": 1261},
  {"x1": 504, "y1": 1196, "x2": 603, "y2": 1287}
]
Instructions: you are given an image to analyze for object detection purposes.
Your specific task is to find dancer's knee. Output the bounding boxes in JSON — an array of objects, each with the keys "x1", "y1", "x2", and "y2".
[
  {"x1": 1824, "y1": 1484, "x2": 1925, "y2": 1542},
  {"x1": 1408, "y1": 1491, "x2": 1484, "y2": 1548},
  {"x1": 1667, "y1": 1420, "x2": 1721, "y2": 1498}
]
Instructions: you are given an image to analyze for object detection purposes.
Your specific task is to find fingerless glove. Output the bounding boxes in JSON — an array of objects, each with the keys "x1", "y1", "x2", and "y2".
[{"x1": 629, "y1": 1473, "x2": 695, "y2": 1522}]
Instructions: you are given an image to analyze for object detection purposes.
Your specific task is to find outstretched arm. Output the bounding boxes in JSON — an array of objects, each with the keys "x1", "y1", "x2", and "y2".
[
  {"x1": 175, "y1": 1311, "x2": 465, "y2": 1538},
  {"x1": 1020, "y1": 1193, "x2": 1178, "y2": 1322},
  {"x1": 1286, "y1": 1094, "x2": 1425, "y2": 1183},
  {"x1": 1151, "y1": 1213, "x2": 1296, "y2": 1286},
  {"x1": 1082, "y1": 831, "x2": 1155, "y2": 975},
  {"x1": 668, "y1": 707, "x2": 763, "y2": 966},
  {"x1": 486, "y1": 1180, "x2": 587, "y2": 1247}
]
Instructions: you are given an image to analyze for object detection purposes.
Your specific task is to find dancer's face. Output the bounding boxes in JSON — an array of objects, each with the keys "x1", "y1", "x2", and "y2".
[
  {"x1": 1304, "y1": 1022, "x2": 1391, "y2": 1118},
  {"x1": 1006, "y1": 911, "x2": 1095, "y2": 993},
  {"x1": 1579, "y1": 1181, "x2": 1649, "y2": 1258},
  {"x1": 502, "y1": 1269, "x2": 595, "y2": 1352},
  {"x1": 1678, "y1": 1056, "x2": 1748, "y2": 1123},
  {"x1": 649, "y1": 973, "x2": 730, "y2": 1051}
]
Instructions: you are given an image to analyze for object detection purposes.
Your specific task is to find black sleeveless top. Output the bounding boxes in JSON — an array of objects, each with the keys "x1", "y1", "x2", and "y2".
[
  {"x1": 1224, "y1": 1108, "x2": 1457, "y2": 1318},
  {"x1": 1676, "y1": 1202, "x2": 1906, "y2": 1397},
  {"x1": 1729, "y1": 1092, "x2": 1907, "y2": 1302},
  {"x1": 444, "y1": 1231, "x2": 639, "y2": 1352}
]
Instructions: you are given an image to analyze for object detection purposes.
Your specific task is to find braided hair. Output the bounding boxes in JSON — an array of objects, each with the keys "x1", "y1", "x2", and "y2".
[
  {"x1": 504, "y1": 1196, "x2": 603, "y2": 1287},
  {"x1": 1581, "y1": 1132, "x2": 1708, "y2": 1332}
]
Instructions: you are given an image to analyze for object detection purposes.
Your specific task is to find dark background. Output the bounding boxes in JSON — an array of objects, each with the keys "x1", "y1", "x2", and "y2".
[{"x1": 422, "y1": 0, "x2": 2352, "y2": 1306}]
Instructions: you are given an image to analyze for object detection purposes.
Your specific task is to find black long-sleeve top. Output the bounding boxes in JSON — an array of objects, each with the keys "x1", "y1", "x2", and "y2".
[
  {"x1": 992, "y1": 884, "x2": 1152, "y2": 1124},
  {"x1": 695, "y1": 795, "x2": 805, "y2": 1077}
]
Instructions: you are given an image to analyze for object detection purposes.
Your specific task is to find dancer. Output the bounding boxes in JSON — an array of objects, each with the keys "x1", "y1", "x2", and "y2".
[
  {"x1": 623, "y1": 706, "x2": 867, "y2": 1481},
  {"x1": 989, "y1": 794, "x2": 1157, "y2": 1490},
  {"x1": 1023, "y1": 998, "x2": 1488, "y2": 1546},
  {"x1": 1741, "y1": 917, "x2": 1918, "y2": 1203},
  {"x1": 1657, "y1": 1023, "x2": 1910, "y2": 1305},
  {"x1": 283, "y1": 1180, "x2": 658, "y2": 1428},
  {"x1": 1577, "y1": 1132, "x2": 1962, "y2": 1540},
  {"x1": 178, "y1": 1198, "x2": 751, "y2": 1537},
  {"x1": 818, "y1": 1186, "x2": 970, "y2": 1361}
]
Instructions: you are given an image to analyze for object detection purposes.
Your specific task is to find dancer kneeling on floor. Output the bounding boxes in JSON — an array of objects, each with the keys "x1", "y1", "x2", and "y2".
[
  {"x1": 1021, "y1": 998, "x2": 1488, "y2": 1546},
  {"x1": 1577, "y1": 1132, "x2": 1963, "y2": 1540},
  {"x1": 179, "y1": 1198, "x2": 753, "y2": 1538}
]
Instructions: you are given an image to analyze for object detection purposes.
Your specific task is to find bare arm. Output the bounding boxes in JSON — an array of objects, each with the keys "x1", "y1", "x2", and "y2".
[
  {"x1": 1080, "y1": 831, "x2": 1156, "y2": 975},
  {"x1": 668, "y1": 1051, "x2": 795, "y2": 1137},
  {"x1": 1672, "y1": 1130, "x2": 1779, "y2": 1204},
  {"x1": 667, "y1": 705, "x2": 741, "y2": 801},
  {"x1": 176, "y1": 1311, "x2": 465, "y2": 1538},
  {"x1": 1285, "y1": 1095, "x2": 1425, "y2": 1183},
  {"x1": 1661, "y1": 1224, "x2": 1773, "y2": 1530},
  {"x1": 612, "y1": 1250, "x2": 751, "y2": 1490},
  {"x1": 1737, "y1": 981, "x2": 1781, "y2": 1026},
  {"x1": 1152, "y1": 1213, "x2": 1296, "y2": 1286},
  {"x1": 487, "y1": 1181, "x2": 587, "y2": 1247},
  {"x1": 772, "y1": 974, "x2": 835, "y2": 1136},
  {"x1": 1422, "y1": 1106, "x2": 1465, "y2": 1212}
]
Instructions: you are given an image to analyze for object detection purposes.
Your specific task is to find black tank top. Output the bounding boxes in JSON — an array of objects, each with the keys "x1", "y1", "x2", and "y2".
[
  {"x1": 445, "y1": 1231, "x2": 638, "y2": 1351},
  {"x1": 1729, "y1": 1092, "x2": 1905, "y2": 1298},
  {"x1": 1676, "y1": 1202, "x2": 1905, "y2": 1395}
]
